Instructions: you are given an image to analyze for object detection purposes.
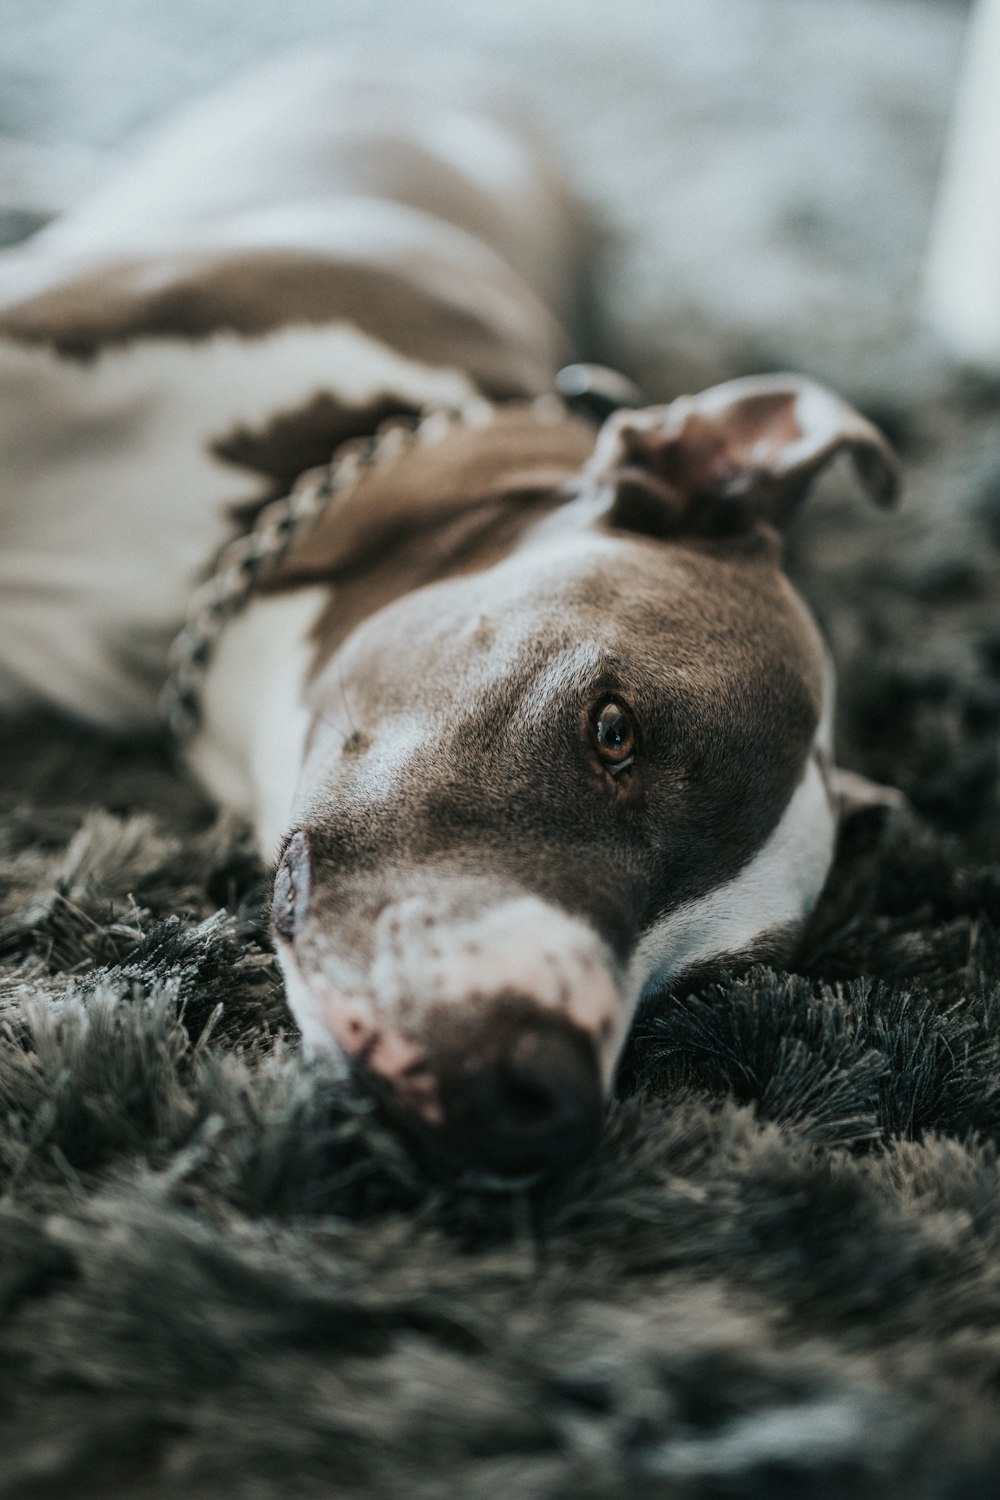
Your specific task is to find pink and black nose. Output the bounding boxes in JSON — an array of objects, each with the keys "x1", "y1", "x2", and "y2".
[{"x1": 433, "y1": 1012, "x2": 603, "y2": 1179}]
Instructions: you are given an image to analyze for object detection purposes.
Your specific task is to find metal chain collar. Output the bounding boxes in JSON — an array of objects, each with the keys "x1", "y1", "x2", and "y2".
[{"x1": 160, "y1": 364, "x2": 642, "y2": 742}]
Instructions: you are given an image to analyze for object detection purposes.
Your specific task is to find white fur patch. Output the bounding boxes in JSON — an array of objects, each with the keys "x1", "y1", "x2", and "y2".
[
  {"x1": 624, "y1": 756, "x2": 837, "y2": 1013},
  {"x1": 189, "y1": 588, "x2": 328, "y2": 859},
  {"x1": 370, "y1": 894, "x2": 620, "y2": 1038},
  {"x1": 815, "y1": 639, "x2": 837, "y2": 761},
  {"x1": 0, "y1": 322, "x2": 475, "y2": 726},
  {"x1": 346, "y1": 716, "x2": 428, "y2": 806},
  {"x1": 413, "y1": 108, "x2": 534, "y2": 196},
  {"x1": 0, "y1": 134, "x2": 114, "y2": 220}
]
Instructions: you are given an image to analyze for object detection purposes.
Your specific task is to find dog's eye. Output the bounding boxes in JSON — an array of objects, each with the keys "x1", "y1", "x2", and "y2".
[
  {"x1": 592, "y1": 700, "x2": 636, "y2": 772},
  {"x1": 272, "y1": 829, "x2": 311, "y2": 940}
]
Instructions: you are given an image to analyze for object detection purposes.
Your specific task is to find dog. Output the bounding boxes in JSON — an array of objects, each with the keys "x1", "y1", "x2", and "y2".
[{"x1": 0, "y1": 55, "x2": 899, "y2": 1181}]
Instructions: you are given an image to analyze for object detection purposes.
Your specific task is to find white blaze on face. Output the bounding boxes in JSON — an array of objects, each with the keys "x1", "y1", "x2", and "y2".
[
  {"x1": 624, "y1": 755, "x2": 837, "y2": 1016},
  {"x1": 331, "y1": 716, "x2": 428, "y2": 806}
]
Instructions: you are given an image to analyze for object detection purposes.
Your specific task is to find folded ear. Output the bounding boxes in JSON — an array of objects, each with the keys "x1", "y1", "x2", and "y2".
[{"x1": 588, "y1": 374, "x2": 900, "y2": 538}]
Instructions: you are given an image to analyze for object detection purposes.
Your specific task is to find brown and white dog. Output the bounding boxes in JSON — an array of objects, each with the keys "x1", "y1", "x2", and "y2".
[{"x1": 0, "y1": 55, "x2": 898, "y2": 1181}]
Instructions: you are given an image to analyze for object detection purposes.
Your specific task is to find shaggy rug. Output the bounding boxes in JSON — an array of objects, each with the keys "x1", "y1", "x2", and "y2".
[
  {"x1": 5, "y1": 416, "x2": 1000, "y2": 1500},
  {"x1": 3, "y1": 2, "x2": 1000, "y2": 1496}
]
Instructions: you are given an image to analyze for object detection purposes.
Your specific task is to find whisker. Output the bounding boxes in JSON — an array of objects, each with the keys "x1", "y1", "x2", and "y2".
[{"x1": 337, "y1": 664, "x2": 360, "y2": 739}]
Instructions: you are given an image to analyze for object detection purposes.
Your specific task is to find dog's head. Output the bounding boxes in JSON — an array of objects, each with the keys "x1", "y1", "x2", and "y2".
[{"x1": 269, "y1": 375, "x2": 898, "y2": 1182}]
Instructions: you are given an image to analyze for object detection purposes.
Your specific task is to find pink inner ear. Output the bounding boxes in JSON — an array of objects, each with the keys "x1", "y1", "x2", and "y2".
[
  {"x1": 590, "y1": 374, "x2": 900, "y2": 533},
  {"x1": 652, "y1": 391, "x2": 814, "y2": 502},
  {"x1": 641, "y1": 412, "x2": 735, "y2": 497},
  {"x1": 716, "y1": 391, "x2": 803, "y2": 456}
]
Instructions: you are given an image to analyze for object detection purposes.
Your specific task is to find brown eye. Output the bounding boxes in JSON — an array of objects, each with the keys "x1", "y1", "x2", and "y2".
[{"x1": 592, "y1": 700, "x2": 636, "y2": 772}]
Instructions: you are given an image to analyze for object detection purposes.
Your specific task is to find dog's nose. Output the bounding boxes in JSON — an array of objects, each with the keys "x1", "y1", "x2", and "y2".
[{"x1": 440, "y1": 1017, "x2": 603, "y2": 1178}]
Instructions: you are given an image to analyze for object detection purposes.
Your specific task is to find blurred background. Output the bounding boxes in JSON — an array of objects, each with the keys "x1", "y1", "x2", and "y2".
[{"x1": 0, "y1": 0, "x2": 975, "y2": 410}]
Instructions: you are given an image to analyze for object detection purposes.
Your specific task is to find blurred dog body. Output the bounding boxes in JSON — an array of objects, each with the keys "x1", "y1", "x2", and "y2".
[{"x1": 0, "y1": 54, "x2": 581, "y2": 723}]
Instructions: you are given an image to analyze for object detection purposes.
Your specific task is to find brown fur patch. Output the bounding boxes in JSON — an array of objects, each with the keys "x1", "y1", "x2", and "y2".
[
  {"x1": 266, "y1": 408, "x2": 597, "y2": 589},
  {"x1": 260, "y1": 408, "x2": 599, "y2": 674},
  {"x1": 0, "y1": 250, "x2": 557, "y2": 397},
  {"x1": 215, "y1": 392, "x2": 422, "y2": 504}
]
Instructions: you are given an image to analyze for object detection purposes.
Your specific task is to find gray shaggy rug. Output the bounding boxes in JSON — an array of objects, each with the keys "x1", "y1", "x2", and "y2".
[
  {"x1": 3, "y1": 372, "x2": 1000, "y2": 1500},
  {"x1": 4, "y1": 2, "x2": 1000, "y2": 1496}
]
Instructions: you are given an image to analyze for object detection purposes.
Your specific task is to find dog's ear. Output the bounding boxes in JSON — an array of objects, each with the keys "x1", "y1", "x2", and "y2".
[{"x1": 588, "y1": 374, "x2": 900, "y2": 538}]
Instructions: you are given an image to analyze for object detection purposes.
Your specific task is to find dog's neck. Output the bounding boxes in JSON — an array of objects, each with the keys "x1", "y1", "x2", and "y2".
[{"x1": 187, "y1": 586, "x2": 327, "y2": 855}]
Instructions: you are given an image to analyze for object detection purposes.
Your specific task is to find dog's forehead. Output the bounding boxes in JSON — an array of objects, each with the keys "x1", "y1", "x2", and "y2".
[{"x1": 316, "y1": 525, "x2": 818, "y2": 721}]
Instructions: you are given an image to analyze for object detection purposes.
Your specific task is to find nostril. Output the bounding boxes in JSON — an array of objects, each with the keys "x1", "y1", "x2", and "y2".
[
  {"x1": 441, "y1": 1019, "x2": 603, "y2": 1178},
  {"x1": 502, "y1": 1029, "x2": 580, "y2": 1127}
]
